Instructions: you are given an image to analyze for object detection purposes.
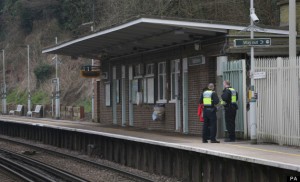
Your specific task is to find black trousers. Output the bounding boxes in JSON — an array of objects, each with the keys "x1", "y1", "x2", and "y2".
[
  {"x1": 224, "y1": 107, "x2": 237, "y2": 140},
  {"x1": 202, "y1": 108, "x2": 217, "y2": 141}
]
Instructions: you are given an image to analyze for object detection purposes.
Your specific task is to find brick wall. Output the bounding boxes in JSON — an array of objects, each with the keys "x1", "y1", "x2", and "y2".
[
  {"x1": 97, "y1": 41, "x2": 223, "y2": 134},
  {"x1": 99, "y1": 81, "x2": 113, "y2": 124}
]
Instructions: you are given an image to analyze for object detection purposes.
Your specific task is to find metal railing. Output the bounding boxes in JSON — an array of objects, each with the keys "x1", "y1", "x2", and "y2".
[{"x1": 255, "y1": 57, "x2": 300, "y2": 146}]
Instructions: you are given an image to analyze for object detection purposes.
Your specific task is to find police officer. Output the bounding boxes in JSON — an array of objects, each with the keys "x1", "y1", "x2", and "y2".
[
  {"x1": 221, "y1": 80, "x2": 238, "y2": 142},
  {"x1": 200, "y1": 83, "x2": 220, "y2": 143}
]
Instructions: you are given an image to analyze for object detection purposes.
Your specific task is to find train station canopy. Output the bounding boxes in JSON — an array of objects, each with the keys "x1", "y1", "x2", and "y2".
[{"x1": 42, "y1": 16, "x2": 289, "y2": 60}]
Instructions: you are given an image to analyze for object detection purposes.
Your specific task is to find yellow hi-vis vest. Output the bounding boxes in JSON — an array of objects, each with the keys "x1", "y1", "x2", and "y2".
[
  {"x1": 203, "y1": 90, "x2": 214, "y2": 106},
  {"x1": 229, "y1": 88, "x2": 237, "y2": 104}
]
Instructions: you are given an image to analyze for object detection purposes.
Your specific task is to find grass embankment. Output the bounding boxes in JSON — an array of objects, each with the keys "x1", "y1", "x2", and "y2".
[
  {"x1": 6, "y1": 90, "x2": 92, "y2": 114},
  {"x1": 7, "y1": 89, "x2": 50, "y2": 106}
]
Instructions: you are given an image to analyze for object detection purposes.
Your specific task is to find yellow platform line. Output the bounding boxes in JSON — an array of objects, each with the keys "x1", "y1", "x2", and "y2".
[{"x1": 229, "y1": 144, "x2": 300, "y2": 157}]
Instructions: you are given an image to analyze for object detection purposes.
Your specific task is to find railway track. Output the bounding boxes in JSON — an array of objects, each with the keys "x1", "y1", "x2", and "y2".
[
  {"x1": 0, "y1": 137, "x2": 155, "y2": 182},
  {"x1": 0, "y1": 167, "x2": 25, "y2": 182},
  {"x1": 0, "y1": 148, "x2": 88, "y2": 182}
]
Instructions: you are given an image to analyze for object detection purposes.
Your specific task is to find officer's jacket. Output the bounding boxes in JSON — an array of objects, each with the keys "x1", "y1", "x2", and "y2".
[
  {"x1": 199, "y1": 89, "x2": 220, "y2": 107},
  {"x1": 221, "y1": 87, "x2": 238, "y2": 106}
]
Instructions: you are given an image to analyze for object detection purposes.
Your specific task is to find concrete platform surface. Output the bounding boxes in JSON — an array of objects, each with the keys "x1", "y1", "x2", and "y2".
[{"x1": 1, "y1": 116, "x2": 300, "y2": 172}]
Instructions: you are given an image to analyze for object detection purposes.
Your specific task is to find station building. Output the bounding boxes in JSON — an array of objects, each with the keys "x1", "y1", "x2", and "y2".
[{"x1": 43, "y1": 16, "x2": 292, "y2": 138}]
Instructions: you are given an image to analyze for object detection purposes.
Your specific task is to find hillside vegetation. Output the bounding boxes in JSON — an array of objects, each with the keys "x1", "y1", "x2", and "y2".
[{"x1": 0, "y1": 0, "x2": 280, "y2": 111}]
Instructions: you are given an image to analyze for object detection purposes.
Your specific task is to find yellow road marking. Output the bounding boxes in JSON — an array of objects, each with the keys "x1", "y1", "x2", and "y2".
[{"x1": 229, "y1": 144, "x2": 300, "y2": 157}]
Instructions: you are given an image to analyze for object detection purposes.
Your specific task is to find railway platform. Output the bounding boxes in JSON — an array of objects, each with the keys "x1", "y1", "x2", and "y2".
[{"x1": 0, "y1": 115, "x2": 299, "y2": 181}]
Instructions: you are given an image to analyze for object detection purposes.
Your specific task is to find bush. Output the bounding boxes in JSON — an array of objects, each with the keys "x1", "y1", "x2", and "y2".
[
  {"x1": 19, "y1": 7, "x2": 33, "y2": 33},
  {"x1": 56, "y1": 0, "x2": 91, "y2": 33},
  {"x1": 34, "y1": 64, "x2": 55, "y2": 84},
  {"x1": 76, "y1": 99, "x2": 92, "y2": 113},
  {"x1": 32, "y1": 91, "x2": 50, "y2": 104}
]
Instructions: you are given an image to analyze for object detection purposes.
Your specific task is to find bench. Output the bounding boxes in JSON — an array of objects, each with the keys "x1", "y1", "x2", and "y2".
[
  {"x1": 9, "y1": 105, "x2": 24, "y2": 116},
  {"x1": 32, "y1": 105, "x2": 43, "y2": 118}
]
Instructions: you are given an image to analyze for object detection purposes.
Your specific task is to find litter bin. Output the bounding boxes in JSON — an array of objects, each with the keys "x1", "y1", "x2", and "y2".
[{"x1": 152, "y1": 104, "x2": 165, "y2": 121}]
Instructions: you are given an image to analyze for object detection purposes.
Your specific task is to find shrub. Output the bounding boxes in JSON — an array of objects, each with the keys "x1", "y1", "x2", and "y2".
[
  {"x1": 34, "y1": 64, "x2": 55, "y2": 84},
  {"x1": 76, "y1": 99, "x2": 92, "y2": 113},
  {"x1": 19, "y1": 8, "x2": 33, "y2": 33},
  {"x1": 32, "y1": 91, "x2": 50, "y2": 105}
]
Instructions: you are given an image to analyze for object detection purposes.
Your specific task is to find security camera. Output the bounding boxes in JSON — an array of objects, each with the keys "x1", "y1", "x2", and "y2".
[{"x1": 250, "y1": 13, "x2": 259, "y2": 23}]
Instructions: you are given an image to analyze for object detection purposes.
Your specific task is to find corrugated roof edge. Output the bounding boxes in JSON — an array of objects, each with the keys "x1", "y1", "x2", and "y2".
[{"x1": 42, "y1": 15, "x2": 289, "y2": 54}]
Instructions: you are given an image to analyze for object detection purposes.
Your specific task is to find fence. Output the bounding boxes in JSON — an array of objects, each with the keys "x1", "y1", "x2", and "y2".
[{"x1": 255, "y1": 57, "x2": 300, "y2": 146}]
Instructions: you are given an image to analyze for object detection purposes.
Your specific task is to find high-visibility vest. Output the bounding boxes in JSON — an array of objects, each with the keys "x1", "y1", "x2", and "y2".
[
  {"x1": 203, "y1": 90, "x2": 214, "y2": 106},
  {"x1": 228, "y1": 88, "x2": 237, "y2": 104}
]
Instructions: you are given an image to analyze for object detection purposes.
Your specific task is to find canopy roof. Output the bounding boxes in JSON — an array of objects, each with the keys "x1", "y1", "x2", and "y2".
[{"x1": 42, "y1": 17, "x2": 289, "y2": 59}]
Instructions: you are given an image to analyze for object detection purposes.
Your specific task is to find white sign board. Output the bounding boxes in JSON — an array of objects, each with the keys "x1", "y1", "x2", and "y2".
[
  {"x1": 253, "y1": 72, "x2": 266, "y2": 79},
  {"x1": 52, "y1": 78, "x2": 60, "y2": 85},
  {"x1": 188, "y1": 55, "x2": 205, "y2": 66}
]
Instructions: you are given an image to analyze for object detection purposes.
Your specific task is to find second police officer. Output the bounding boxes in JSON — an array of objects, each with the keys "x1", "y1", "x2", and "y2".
[{"x1": 221, "y1": 80, "x2": 238, "y2": 142}]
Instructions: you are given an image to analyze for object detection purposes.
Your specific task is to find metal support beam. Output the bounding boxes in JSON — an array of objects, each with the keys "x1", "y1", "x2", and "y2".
[
  {"x1": 55, "y1": 37, "x2": 60, "y2": 119},
  {"x1": 182, "y1": 58, "x2": 188, "y2": 134},
  {"x1": 289, "y1": 0, "x2": 297, "y2": 60},
  {"x1": 27, "y1": 45, "x2": 32, "y2": 116},
  {"x1": 249, "y1": 0, "x2": 257, "y2": 144},
  {"x1": 2, "y1": 50, "x2": 6, "y2": 114},
  {"x1": 92, "y1": 59, "x2": 95, "y2": 121}
]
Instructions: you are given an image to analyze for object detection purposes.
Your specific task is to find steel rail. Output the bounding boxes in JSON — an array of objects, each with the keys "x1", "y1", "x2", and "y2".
[
  {"x1": 0, "y1": 148, "x2": 88, "y2": 182},
  {"x1": 0, "y1": 136, "x2": 155, "y2": 182},
  {"x1": 0, "y1": 154, "x2": 54, "y2": 182},
  {"x1": 0, "y1": 163, "x2": 34, "y2": 182}
]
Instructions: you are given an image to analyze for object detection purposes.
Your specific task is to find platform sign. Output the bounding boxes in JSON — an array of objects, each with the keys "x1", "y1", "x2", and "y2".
[
  {"x1": 253, "y1": 72, "x2": 266, "y2": 79},
  {"x1": 234, "y1": 38, "x2": 271, "y2": 47},
  {"x1": 52, "y1": 78, "x2": 59, "y2": 84},
  {"x1": 188, "y1": 55, "x2": 205, "y2": 66}
]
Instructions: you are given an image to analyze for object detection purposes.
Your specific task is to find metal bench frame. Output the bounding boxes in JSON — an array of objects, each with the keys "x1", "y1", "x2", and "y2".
[
  {"x1": 31, "y1": 105, "x2": 43, "y2": 118},
  {"x1": 9, "y1": 105, "x2": 24, "y2": 116}
]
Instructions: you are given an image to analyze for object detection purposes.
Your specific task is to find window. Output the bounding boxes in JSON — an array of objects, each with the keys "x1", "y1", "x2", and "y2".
[
  {"x1": 145, "y1": 78, "x2": 154, "y2": 103},
  {"x1": 131, "y1": 64, "x2": 144, "y2": 104},
  {"x1": 132, "y1": 79, "x2": 143, "y2": 104},
  {"x1": 105, "y1": 83, "x2": 111, "y2": 106},
  {"x1": 146, "y1": 64, "x2": 154, "y2": 76},
  {"x1": 144, "y1": 64, "x2": 154, "y2": 104},
  {"x1": 158, "y1": 62, "x2": 166, "y2": 102},
  {"x1": 171, "y1": 60, "x2": 180, "y2": 101},
  {"x1": 132, "y1": 79, "x2": 138, "y2": 104},
  {"x1": 134, "y1": 64, "x2": 144, "y2": 77}
]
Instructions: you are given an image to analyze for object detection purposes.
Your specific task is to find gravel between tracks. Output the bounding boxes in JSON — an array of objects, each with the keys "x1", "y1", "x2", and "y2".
[{"x1": 0, "y1": 135, "x2": 179, "y2": 182}]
